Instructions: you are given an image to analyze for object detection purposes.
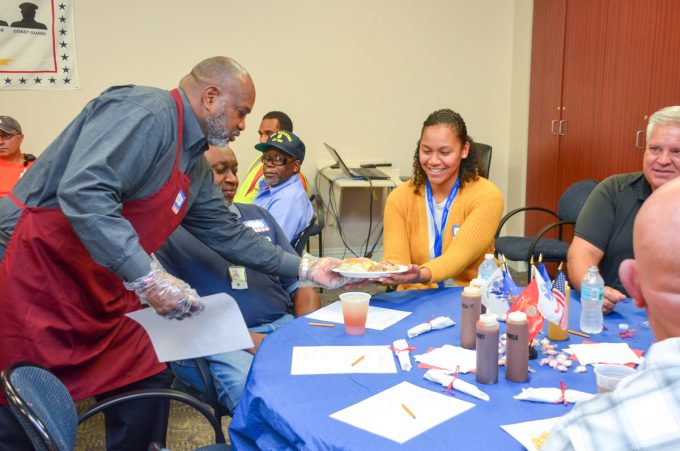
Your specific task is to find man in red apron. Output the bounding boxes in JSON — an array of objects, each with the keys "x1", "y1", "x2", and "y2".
[{"x1": 0, "y1": 56, "x2": 349, "y2": 450}]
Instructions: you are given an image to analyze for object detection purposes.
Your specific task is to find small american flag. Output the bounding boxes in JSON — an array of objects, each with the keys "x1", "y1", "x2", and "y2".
[{"x1": 552, "y1": 270, "x2": 568, "y2": 330}]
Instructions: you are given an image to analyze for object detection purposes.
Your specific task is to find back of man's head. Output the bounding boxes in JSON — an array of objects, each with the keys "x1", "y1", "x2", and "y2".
[
  {"x1": 620, "y1": 177, "x2": 680, "y2": 341},
  {"x1": 262, "y1": 111, "x2": 293, "y2": 132}
]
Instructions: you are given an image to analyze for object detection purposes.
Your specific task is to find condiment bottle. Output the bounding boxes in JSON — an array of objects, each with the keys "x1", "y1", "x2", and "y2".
[
  {"x1": 548, "y1": 282, "x2": 570, "y2": 341},
  {"x1": 460, "y1": 284, "x2": 482, "y2": 349},
  {"x1": 470, "y1": 277, "x2": 487, "y2": 315},
  {"x1": 506, "y1": 311, "x2": 529, "y2": 382},
  {"x1": 475, "y1": 313, "x2": 499, "y2": 384}
]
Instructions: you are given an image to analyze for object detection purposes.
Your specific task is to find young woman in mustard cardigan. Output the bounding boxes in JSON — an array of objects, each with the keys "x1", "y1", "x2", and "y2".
[{"x1": 380, "y1": 109, "x2": 504, "y2": 290}]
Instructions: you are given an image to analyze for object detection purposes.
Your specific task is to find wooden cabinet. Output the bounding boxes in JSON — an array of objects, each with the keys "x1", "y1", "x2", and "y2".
[{"x1": 525, "y1": 0, "x2": 680, "y2": 237}]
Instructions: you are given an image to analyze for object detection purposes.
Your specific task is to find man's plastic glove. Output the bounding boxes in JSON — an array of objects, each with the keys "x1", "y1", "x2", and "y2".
[
  {"x1": 124, "y1": 259, "x2": 203, "y2": 320},
  {"x1": 298, "y1": 254, "x2": 358, "y2": 289}
]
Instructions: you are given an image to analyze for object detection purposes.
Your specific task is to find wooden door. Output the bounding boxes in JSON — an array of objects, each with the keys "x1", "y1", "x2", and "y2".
[
  {"x1": 556, "y1": 0, "x2": 608, "y2": 192},
  {"x1": 523, "y1": 0, "x2": 680, "y2": 241},
  {"x1": 524, "y1": 0, "x2": 566, "y2": 237},
  {"x1": 594, "y1": 0, "x2": 658, "y2": 178},
  {"x1": 647, "y1": 0, "x2": 680, "y2": 115}
]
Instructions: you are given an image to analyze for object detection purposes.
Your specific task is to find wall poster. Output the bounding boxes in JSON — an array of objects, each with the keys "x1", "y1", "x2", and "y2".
[{"x1": 0, "y1": 1, "x2": 78, "y2": 91}]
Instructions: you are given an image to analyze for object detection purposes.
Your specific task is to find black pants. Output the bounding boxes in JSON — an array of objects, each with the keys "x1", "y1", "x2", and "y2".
[{"x1": 0, "y1": 368, "x2": 172, "y2": 451}]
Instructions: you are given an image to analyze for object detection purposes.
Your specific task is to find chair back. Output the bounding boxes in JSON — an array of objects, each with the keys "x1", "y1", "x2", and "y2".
[
  {"x1": 556, "y1": 179, "x2": 599, "y2": 222},
  {"x1": 292, "y1": 215, "x2": 317, "y2": 255},
  {"x1": 1, "y1": 363, "x2": 77, "y2": 451},
  {"x1": 473, "y1": 142, "x2": 492, "y2": 178},
  {"x1": 292, "y1": 194, "x2": 325, "y2": 256},
  {"x1": 312, "y1": 193, "x2": 325, "y2": 230}
]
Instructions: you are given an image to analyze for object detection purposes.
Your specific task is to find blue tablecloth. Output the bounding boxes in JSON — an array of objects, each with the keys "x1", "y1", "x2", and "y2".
[{"x1": 230, "y1": 288, "x2": 653, "y2": 450}]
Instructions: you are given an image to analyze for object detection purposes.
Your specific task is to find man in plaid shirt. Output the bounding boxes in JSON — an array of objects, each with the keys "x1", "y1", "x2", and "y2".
[{"x1": 544, "y1": 177, "x2": 680, "y2": 450}]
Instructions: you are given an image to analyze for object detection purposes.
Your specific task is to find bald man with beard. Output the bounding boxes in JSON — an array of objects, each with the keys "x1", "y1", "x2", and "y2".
[
  {"x1": 543, "y1": 177, "x2": 680, "y2": 450},
  {"x1": 0, "y1": 56, "x2": 351, "y2": 450}
]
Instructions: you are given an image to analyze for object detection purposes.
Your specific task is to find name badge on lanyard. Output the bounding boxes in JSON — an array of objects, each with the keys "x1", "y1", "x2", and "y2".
[
  {"x1": 426, "y1": 178, "x2": 460, "y2": 288},
  {"x1": 171, "y1": 189, "x2": 186, "y2": 214}
]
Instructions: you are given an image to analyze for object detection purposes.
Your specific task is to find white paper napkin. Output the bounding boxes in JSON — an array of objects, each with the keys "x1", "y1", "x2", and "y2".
[
  {"x1": 407, "y1": 316, "x2": 456, "y2": 338},
  {"x1": 514, "y1": 387, "x2": 594, "y2": 404},
  {"x1": 413, "y1": 344, "x2": 476, "y2": 373},
  {"x1": 566, "y1": 343, "x2": 641, "y2": 366},
  {"x1": 392, "y1": 338, "x2": 413, "y2": 371},
  {"x1": 423, "y1": 369, "x2": 490, "y2": 401}
]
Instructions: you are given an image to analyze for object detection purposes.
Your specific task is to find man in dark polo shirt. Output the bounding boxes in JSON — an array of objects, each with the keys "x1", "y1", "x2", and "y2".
[
  {"x1": 156, "y1": 145, "x2": 320, "y2": 412},
  {"x1": 568, "y1": 106, "x2": 680, "y2": 314}
]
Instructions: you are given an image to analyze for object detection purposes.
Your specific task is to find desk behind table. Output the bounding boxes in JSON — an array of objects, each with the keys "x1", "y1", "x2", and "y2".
[
  {"x1": 230, "y1": 288, "x2": 652, "y2": 450},
  {"x1": 316, "y1": 166, "x2": 400, "y2": 257}
]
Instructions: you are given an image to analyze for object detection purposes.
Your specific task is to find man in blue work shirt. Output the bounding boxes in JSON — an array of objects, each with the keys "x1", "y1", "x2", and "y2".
[
  {"x1": 156, "y1": 144, "x2": 320, "y2": 412},
  {"x1": 253, "y1": 130, "x2": 314, "y2": 242}
]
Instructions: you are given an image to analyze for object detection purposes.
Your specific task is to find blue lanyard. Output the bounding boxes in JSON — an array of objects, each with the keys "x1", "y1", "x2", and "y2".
[{"x1": 426, "y1": 178, "x2": 460, "y2": 287}]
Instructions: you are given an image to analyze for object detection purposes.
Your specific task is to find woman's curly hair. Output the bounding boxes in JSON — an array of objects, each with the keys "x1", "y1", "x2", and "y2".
[{"x1": 411, "y1": 109, "x2": 479, "y2": 194}]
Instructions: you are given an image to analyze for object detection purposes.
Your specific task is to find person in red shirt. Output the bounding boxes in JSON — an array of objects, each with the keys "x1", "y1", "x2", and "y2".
[{"x1": 0, "y1": 116, "x2": 35, "y2": 197}]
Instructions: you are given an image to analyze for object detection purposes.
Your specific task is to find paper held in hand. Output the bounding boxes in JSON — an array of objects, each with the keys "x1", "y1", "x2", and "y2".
[{"x1": 126, "y1": 293, "x2": 253, "y2": 362}]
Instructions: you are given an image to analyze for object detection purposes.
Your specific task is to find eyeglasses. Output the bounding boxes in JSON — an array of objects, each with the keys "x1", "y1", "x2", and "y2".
[
  {"x1": 0, "y1": 131, "x2": 18, "y2": 140},
  {"x1": 261, "y1": 155, "x2": 291, "y2": 167}
]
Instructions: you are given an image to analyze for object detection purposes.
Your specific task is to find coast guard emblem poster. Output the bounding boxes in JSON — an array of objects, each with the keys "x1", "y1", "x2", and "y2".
[{"x1": 0, "y1": 1, "x2": 79, "y2": 90}]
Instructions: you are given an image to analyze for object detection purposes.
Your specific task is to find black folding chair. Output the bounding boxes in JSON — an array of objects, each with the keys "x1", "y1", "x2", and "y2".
[{"x1": 1, "y1": 362, "x2": 228, "y2": 451}]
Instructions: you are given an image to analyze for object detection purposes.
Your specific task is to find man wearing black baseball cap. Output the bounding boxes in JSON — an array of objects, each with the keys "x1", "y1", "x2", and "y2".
[
  {"x1": 0, "y1": 116, "x2": 36, "y2": 197},
  {"x1": 253, "y1": 130, "x2": 313, "y2": 242}
]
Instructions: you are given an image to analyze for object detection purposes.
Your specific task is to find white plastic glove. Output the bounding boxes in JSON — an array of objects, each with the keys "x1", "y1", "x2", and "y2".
[
  {"x1": 298, "y1": 254, "x2": 358, "y2": 289},
  {"x1": 124, "y1": 258, "x2": 203, "y2": 320}
]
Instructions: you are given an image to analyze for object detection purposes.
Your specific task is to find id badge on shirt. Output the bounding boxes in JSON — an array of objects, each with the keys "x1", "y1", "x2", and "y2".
[
  {"x1": 452, "y1": 225, "x2": 460, "y2": 238},
  {"x1": 243, "y1": 219, "x2": 270, "y2": 234},
  {"x1": 228, "y1": 265, "x2": 248, "y2": 290},
  {"x1": 171, "y1": 189, "x2": 186, "y2": 214}
]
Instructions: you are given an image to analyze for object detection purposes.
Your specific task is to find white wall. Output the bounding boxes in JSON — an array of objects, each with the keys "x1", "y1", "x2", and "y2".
[{"x1": 3, "y1": 0, "x2": 533, "y2": 240}]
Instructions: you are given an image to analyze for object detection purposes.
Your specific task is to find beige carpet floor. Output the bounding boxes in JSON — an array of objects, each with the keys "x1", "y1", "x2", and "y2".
[{"x1": 74, "y1": 398, "x2": 231, "y2": 450}]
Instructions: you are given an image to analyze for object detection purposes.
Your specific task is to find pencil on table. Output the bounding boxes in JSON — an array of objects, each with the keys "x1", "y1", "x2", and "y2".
[
  {"x1": 351, "y1": 355, "x2": 365, "y2": 366},
  {"x1": 568, "y1": 329, "x2": 590, "y2": 338},
  {"x1": 308, "y1": 322, "x2": 335, "y2": 327},
  {"x1": 401, "y1": 403, "x2": 416, "y2": 419}
]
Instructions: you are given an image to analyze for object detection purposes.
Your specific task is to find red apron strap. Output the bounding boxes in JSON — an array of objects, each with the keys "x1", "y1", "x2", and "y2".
[
  {"x1": 7, "y1": 192, "x2": 26, "y2": 209},
  {"x1": 168, "y1": 89, "x2": 185, "y2": 169}
]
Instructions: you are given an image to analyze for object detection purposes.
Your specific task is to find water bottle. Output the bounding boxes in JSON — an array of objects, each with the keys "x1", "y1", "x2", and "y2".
[
  {"x1": 579, "y1": 266, "x2": 604, "y2": 334},
  {"x1": 477, "y1": 254, "x2": 498, "y2": 280}
]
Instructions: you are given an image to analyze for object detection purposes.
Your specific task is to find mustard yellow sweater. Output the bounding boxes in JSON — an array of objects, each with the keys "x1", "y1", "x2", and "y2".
[{"x1": 383, "y1": 177, "x2": 504, "y2": 290}]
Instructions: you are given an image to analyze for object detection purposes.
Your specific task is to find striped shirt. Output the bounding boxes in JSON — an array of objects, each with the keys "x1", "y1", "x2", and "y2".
[{"x1": 543, "y1": 337, "x2": 680, "y2": 451}]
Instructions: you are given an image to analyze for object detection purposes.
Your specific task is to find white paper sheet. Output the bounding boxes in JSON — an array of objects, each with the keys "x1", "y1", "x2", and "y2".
[
  {"x1": 330, "y1": 381, "x2": 475, "y2": 444},
  {"x1": 567, "y1": 343, "x2": 641, "y2": 365},
  {"x1": 126, "y1": 293, "x2": 253, "y2": 362},
  {"x1": 305, "y1": 301, "x2": 411, "y2": 330},
  {"x1": 413, "y1": 345, "x2": 477, "y2": 373},
  {"x1": 501, "y1": 417, "x2": 561, "y2": 451},
  {"x1": 291, "y1": 345, "x2": 397, "y2": 375}
]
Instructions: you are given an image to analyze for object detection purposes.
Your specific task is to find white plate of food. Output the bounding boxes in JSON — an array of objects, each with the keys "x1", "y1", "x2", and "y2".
[{"x1": 332, "y1": 259, "x2": 408, "y2": 278}]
